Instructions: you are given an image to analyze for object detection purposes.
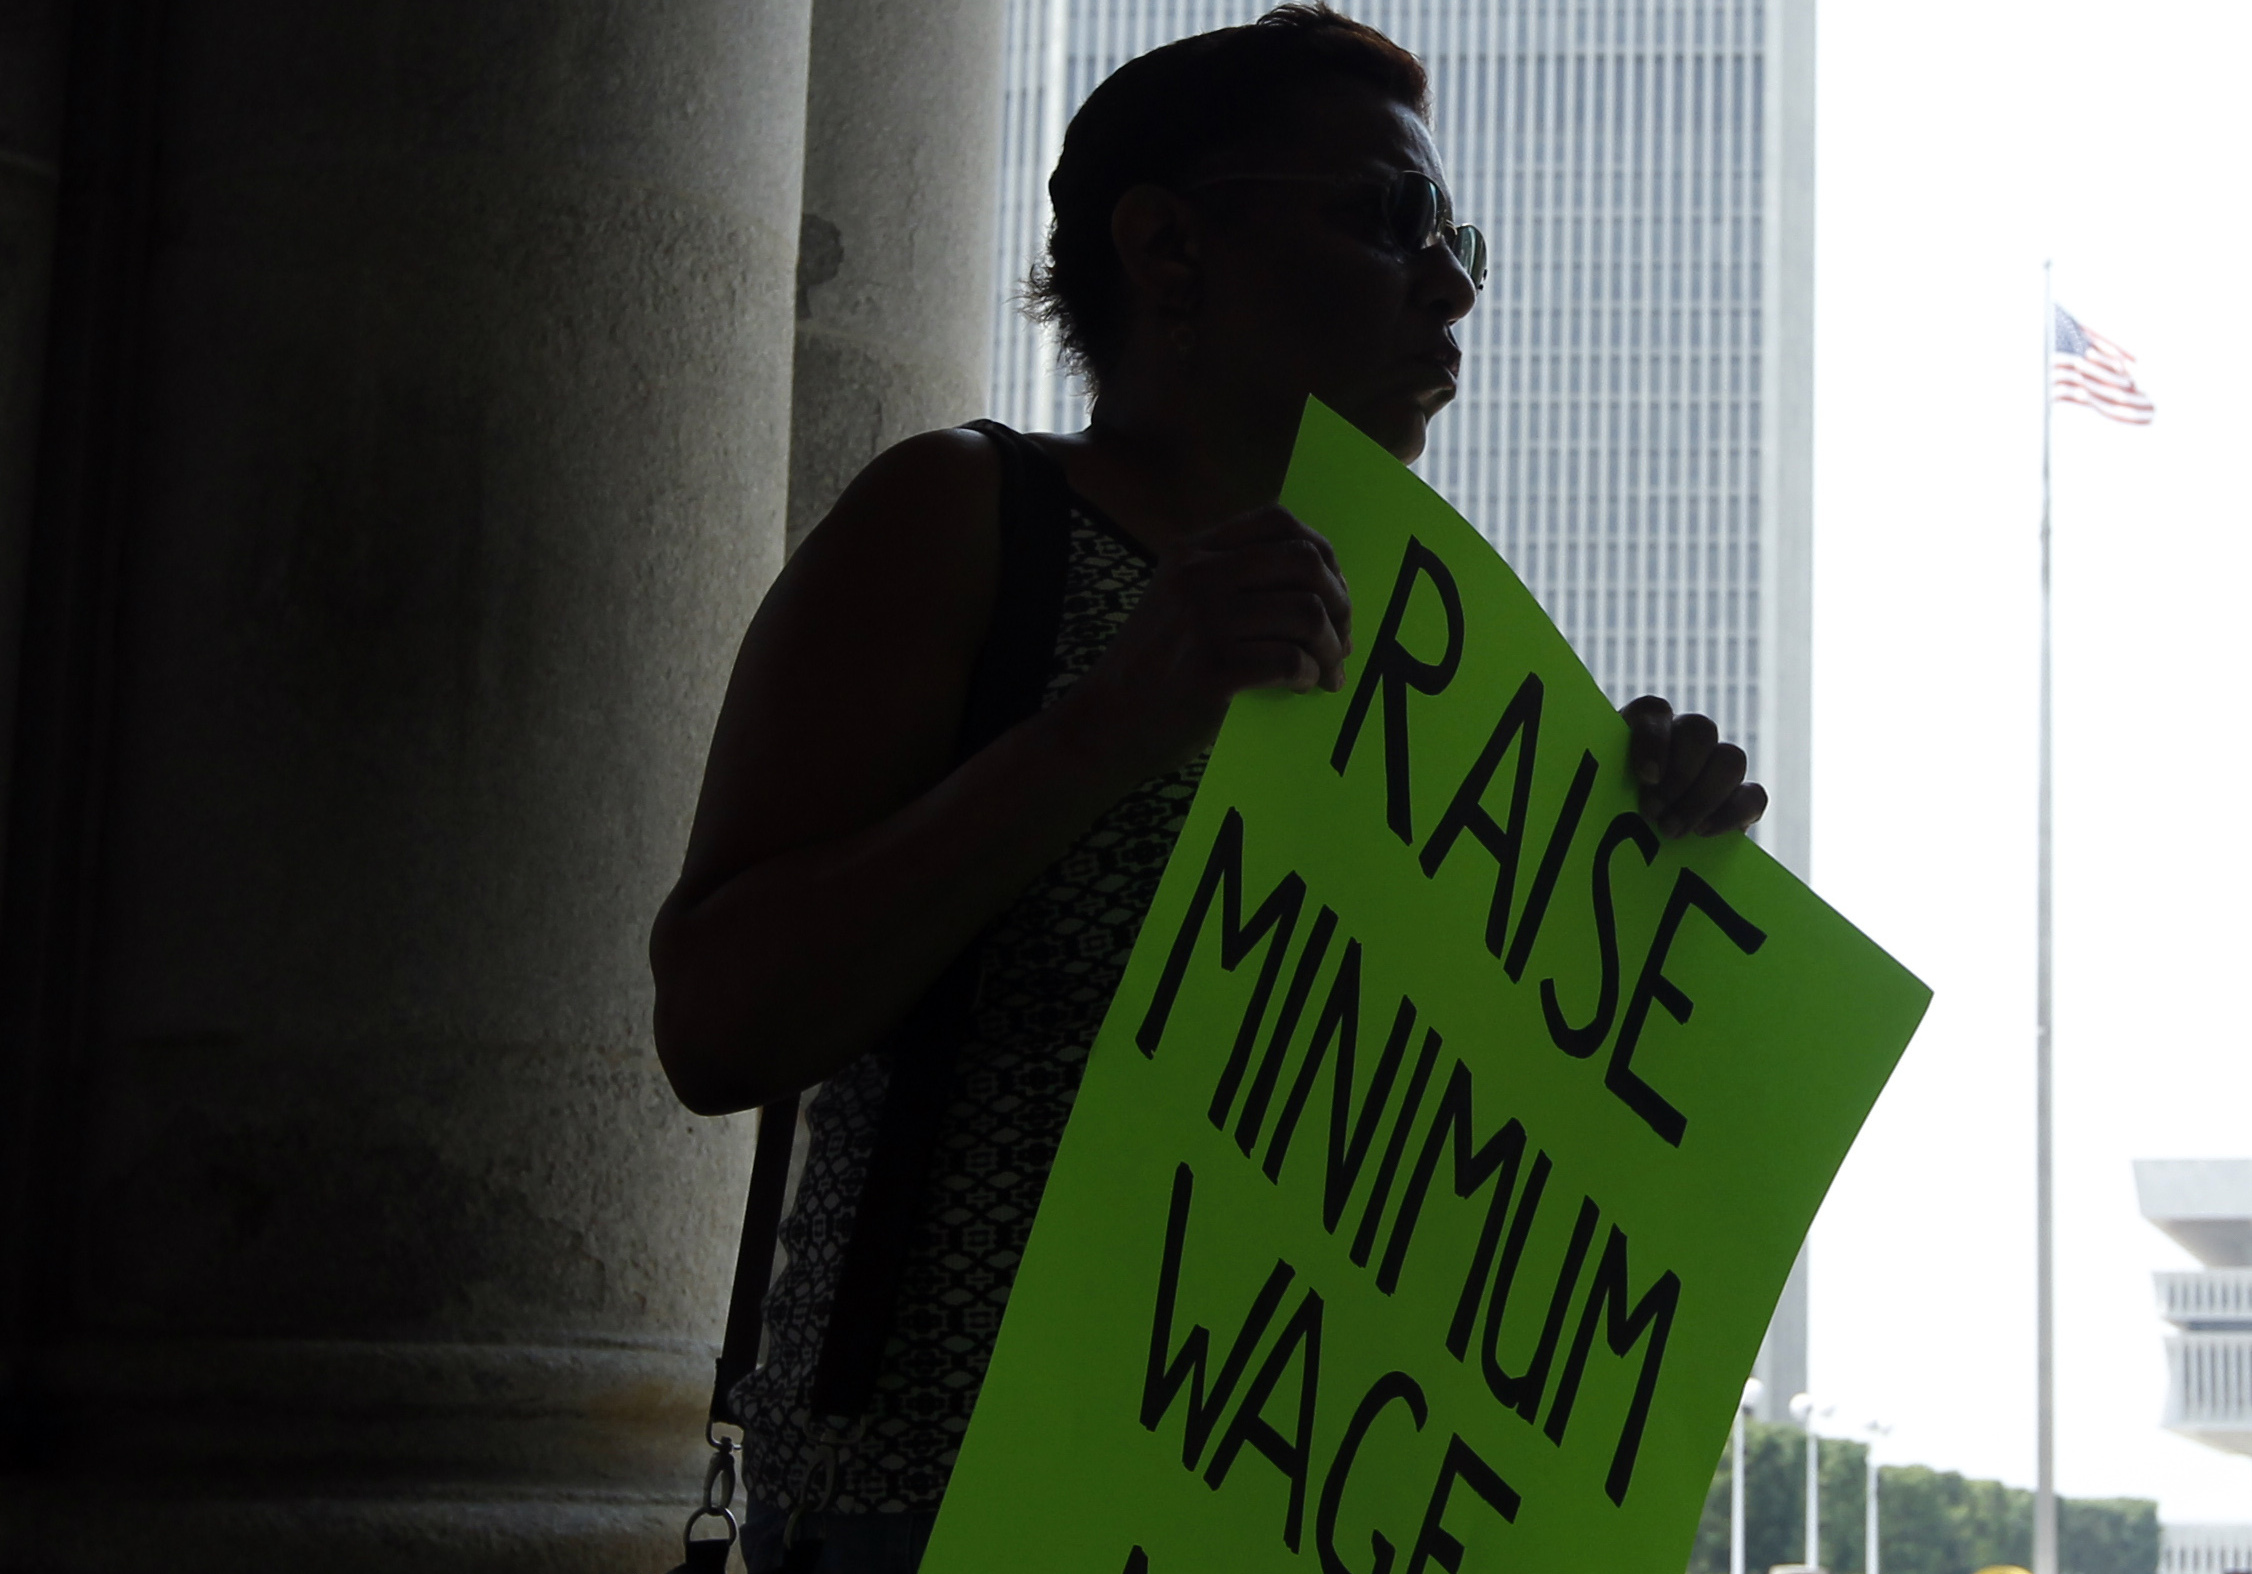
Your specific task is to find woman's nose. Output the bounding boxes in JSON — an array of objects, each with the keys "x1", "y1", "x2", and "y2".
[{"x1": 1423, "y1": 242, "x2": 1479, "y2": 324}]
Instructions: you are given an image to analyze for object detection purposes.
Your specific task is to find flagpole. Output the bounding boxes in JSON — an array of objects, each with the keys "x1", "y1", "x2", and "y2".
[{"x1": 2034, "y1": 258, "x2": 2058, "y2": 1574}]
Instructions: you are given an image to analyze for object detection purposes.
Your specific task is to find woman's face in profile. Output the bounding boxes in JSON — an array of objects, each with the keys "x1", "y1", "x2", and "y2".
[{"x1": 1190, "y1": 77, "x2": 1479, "y2": 462}]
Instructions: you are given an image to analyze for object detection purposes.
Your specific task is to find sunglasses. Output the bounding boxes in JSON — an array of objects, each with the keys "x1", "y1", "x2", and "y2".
[{"x1": 1183, "y1": 168, "x2": 1488, "y2": 291}]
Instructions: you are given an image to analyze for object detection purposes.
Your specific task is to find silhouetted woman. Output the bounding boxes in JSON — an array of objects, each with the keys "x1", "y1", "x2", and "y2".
[{"x1": 650, "y1": 10, "x2": 1763, "y2": 1570}]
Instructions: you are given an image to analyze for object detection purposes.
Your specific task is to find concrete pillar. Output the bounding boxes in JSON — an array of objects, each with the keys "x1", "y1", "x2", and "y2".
[
  {"x1": 0, "y1": 0, "x2": 94, "y2": 1462},
  {"x1": 2, "y1": 2, "x2": 811, "y2": 1570},
  {"x1": 0, "y1": 0, "x2": 68, "y2": 901},
  {"x1": 788, "y1": 0, "x2": 1008, "y2": 552}
]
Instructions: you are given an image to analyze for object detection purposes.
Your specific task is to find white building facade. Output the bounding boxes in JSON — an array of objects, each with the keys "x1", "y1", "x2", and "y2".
[
  {"x1": 2139, "y1": 1161, "x2": 2252, "y2": 1458},
  {"x1": 2160, "y1": 1523, "x2": 2252, "y2": 1574},
  {"x1": 2139, "y1": 1161, "x2": 2252, "y2": 1574},
  {"x1": 989, "y1": 0, "x2": 1816, "y2": 1417}
]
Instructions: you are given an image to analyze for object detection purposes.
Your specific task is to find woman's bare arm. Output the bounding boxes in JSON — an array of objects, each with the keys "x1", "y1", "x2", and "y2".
[{"x1": 649, "y1": 431, "x2": 1355, "y2": 1115}]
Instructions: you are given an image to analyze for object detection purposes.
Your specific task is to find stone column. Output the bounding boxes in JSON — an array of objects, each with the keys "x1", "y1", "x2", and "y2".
[
  {"x1": 0, "y1": 2, "x2": 69, "y2": 1409},
  {"x1": 0, "y1": 0, "x2": 67, "y2": 903},
  {"x1": 788, "y1": 0, "x2": 1009, "y2": 552},
  {"x1": 2, "y1": 3, "x2": 810, "y2": 1570}
]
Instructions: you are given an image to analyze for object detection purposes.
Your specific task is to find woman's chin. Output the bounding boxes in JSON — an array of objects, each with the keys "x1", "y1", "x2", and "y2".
[
  {"x1": 1354, "y1": 403, "x2": 1430, "y2": 464},
  {"x1": 1313, "y1": 385, "x2": 1445, "y2": 463},
  {"x1": 1389, "y1": 421, "x2": 1429, "y2": 464}
]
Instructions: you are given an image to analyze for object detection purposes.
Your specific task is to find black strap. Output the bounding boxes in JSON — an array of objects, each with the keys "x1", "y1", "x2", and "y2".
[
  {"x1": 953, "y1": 419, "x2": 1076, "y2": 762},
  {"x1": 807, "y1": 419, "x2": 1073, "y2": 1419},
  {"x1": 710, "y1": 1090, "x2": 802, "y2": 1417},
  {"x1": 804, "y1": 982, "x2": 970, "y2": 1417},
  {"x1": 705, "y1": 420, "x2": 1075, "y2": 1429}
]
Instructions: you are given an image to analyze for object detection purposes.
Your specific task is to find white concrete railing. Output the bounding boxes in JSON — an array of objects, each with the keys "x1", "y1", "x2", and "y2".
[
  {"x1": 2160, "y1": 1522, "x2": 2252, "y2": 1574},
  {"x1": 2157, "y1": 1269, "x2": 2252, "y2": 1327},
  {"x1": 2164, "y1": 1333, "x2": 2252, "y2": 1427}
]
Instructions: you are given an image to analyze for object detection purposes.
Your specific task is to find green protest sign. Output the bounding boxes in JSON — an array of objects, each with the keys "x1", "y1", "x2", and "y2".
[{"x1": 920, "y1": 399, "x2": 1930, "y2": 1574}]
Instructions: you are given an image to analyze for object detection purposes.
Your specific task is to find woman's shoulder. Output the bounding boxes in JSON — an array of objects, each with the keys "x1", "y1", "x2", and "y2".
[
  {"x1": 813, "y1": 425, "x2": 1004, "y2": 545},
  {"x1": 672, "y1": 427, "x2": 1020, "y2": 907},
  {"x1": 776, "y1": 426, "x2": 1009, "y2": 611},
  {"x1": 876, "y1": 423, "x2": 1008, "y2": 479}
]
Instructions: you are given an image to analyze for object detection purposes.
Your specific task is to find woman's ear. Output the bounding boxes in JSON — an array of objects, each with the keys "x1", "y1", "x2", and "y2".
[{"x1": 1110, "y1": 182, "x2": 1205, "y2": 327}]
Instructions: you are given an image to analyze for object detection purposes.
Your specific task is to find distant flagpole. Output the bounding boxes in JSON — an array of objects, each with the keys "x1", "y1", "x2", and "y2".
[
  {"x1": 2035, "y1": 261, "x2": 2058, "y2": 1574},
  {"x1": 2032, "y1": 273, "x2": 2150, "y2": 1574}
]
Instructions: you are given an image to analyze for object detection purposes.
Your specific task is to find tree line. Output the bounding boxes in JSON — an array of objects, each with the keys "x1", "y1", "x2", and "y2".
[{"x1": 1685, "y1": 1420, "x2": 2159, "y2": 1574}]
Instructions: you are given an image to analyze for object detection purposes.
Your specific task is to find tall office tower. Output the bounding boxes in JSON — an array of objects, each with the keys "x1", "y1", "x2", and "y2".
[{"x1": 990, "y1": 0, "x2": 1815, "y2": 1420}]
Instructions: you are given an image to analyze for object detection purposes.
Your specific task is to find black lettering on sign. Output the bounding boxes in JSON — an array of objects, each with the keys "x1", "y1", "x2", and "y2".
[
  {"x1": 1134, "y1": 809, "x2": 1308, "y2": 1120},
  {"x1": 1606, "y1": 868, "x2": 1768, "y2": 1146},
  {"x1": 1259, "y1": 949, "x2": 1419, "y2": 1241},
  {"x1": 1543, "y1": 1224, "x2": 1682, "y2": 1505},
  {"x1": 1405, "y1": 1435, "x2": 1523, "y2": 1573},
  {"x1": 1349, "y1": 1025, "x2": 1445, "y2": 1269},
  {"x1": 1445, "y1": 1145, "x2": 1550, "y2": 1363},
  {"x1": 1375, "y1": 1064, "x2": 1528, "y2": 1317},
  {"x1": 1330, "y1": 537, "x2": 1465, "y2": 845},
  {"x1": 1482, "y1": 1192, "x2": 1601, "y2": 1421},
  {"x1": 1232, "y1": 906, "x2": 1340, "y2": 1156},
  {"x1": 1142, "y1": 1164, "x2": 1299, "y2": 1471},
  {"x1": 1203, "y1": 1287, "x2": 1326, "y2": 1553},
  {"x1": 1502, "y1": 749, "x2": 1601, "y2": 983},
  {"x1": 1540, "y1": 812, "x2": 1660, "y2": 1059},
  {"x1": 1315, "y1": 1371, "x2": 1429, "y2": 1574},
  {"x1": 1416, "y1": 673, "x2": 1543, "y2": 960}
]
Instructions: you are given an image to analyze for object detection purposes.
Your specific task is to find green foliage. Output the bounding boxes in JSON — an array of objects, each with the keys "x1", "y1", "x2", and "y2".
[
  {"x1": 2059, "y1": 1498, "x2": 2162, "y2": 1574},
  {"x1": 1683, "y1": 1420, "x2": 2158, "y2": 1574},
  {"x1": 1868, "y1": 1463, "x2": 2031, "y2": 1572}
]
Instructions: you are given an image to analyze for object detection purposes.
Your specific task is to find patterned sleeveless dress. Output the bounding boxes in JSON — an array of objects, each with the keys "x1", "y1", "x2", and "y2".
[{"x1": 731, "y1": 439, "x2": 1206, "y2": 1514}]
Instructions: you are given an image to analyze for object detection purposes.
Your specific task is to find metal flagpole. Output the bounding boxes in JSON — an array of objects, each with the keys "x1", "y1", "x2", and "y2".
[
  {"x1": 1733, "y1": 1378, "x2": 1761, "y2": 1574},
  {"x1": 1804, "y1": 1424, "x2": 1819, "y2": 1570},
  {"x1": 1866, "y1": 1422, "x2": 1890, "y2": 1574},
  {"x1": 2034, "y1": 258, "x2": 2059, "y2": 1574},
  {"x1": 1730, "y1": 1402, "x2": 1747, "y2": 1574},
  {"x1": 1867, "y1": 1446, "x2": 1881, "y2": 1574}
]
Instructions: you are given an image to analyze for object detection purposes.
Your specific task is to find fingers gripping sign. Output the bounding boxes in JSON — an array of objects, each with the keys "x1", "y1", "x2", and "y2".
[
  {"x1": 1187, "y1": 506, "x2": 1354, "y2": 695},
  {"x1": 1068, "y1": 505, "x2": 1354, "y2": 779},
  {"x1": 1619, "y1": 695, "x2": 1767, "y2": 839}
]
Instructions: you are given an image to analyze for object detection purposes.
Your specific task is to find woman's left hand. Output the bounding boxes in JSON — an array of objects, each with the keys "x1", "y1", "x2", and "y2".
[{"x1": 1619, "y1": 695, "x2": 1768, "y2": 838}]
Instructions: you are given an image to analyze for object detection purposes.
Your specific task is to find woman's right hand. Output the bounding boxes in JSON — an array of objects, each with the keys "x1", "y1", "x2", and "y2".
[{"x1": 1052, "y1": 503, "x2": 1354, "y2": 781}]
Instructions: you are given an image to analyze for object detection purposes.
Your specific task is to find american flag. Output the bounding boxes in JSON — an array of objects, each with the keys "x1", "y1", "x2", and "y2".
[{"x1": 2052, "y1": 306, "x2": 2154, "y2": 425}]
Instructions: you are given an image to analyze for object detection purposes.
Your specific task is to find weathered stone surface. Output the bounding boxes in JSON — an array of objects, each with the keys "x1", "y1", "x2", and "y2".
[
  {"x1": 0, "y1": 0, "x2": 67, "y2": 900},
  {"x1": 4, "y1": 1494, "x2": 694, "y2": 1574},
  {"x1": 787, "y1": 0, "x2": 1007, "y2": 552},
  {"x1": 4, "y1": 1, "x2": 812, "y2": 1567}
]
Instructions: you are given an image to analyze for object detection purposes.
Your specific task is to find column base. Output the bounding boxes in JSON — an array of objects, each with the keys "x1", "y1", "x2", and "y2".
[
  {"x1": 2, "y1": 1336, "x2": 725, "y2": 1573},
  {"x1": 4, "y1": 1492, "x2": 692, "y2": 1574}
]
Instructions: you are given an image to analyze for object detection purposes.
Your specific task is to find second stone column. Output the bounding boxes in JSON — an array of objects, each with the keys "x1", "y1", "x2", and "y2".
[{"x1": 789, "y1": 0, "x2": 1010, "y2": 551}]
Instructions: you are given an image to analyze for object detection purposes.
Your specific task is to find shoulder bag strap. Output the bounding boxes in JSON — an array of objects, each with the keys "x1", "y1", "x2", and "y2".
[
  {"x1": 680, "y1": 423, "x2": 1072, "y2": 1566},
  {"x1": 804, "y1": 418, "x2": 1074, "y2": 1421},
  {"x1": 698, "y1": 421, "x2": 1075, "y2": 1428},
  {"x1": 709, "y1": 1089, "x2": 803, "y2": 1416}
]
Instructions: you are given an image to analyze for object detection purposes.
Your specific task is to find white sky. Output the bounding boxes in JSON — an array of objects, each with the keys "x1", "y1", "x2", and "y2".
[{"x1": 1804, "y1": 0, "x2": 2252, "y2": 1524}]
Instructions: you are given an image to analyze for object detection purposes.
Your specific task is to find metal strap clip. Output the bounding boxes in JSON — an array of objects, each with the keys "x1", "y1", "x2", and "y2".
[{"x1": 669, "y1": 1422, "x2": 742, "y2": 1573}]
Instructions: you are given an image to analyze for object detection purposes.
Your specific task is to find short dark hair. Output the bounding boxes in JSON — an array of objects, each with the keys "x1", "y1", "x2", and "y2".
[{"x1": 1024, "y1": 5, "x2": 1429, "y2": 391}]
